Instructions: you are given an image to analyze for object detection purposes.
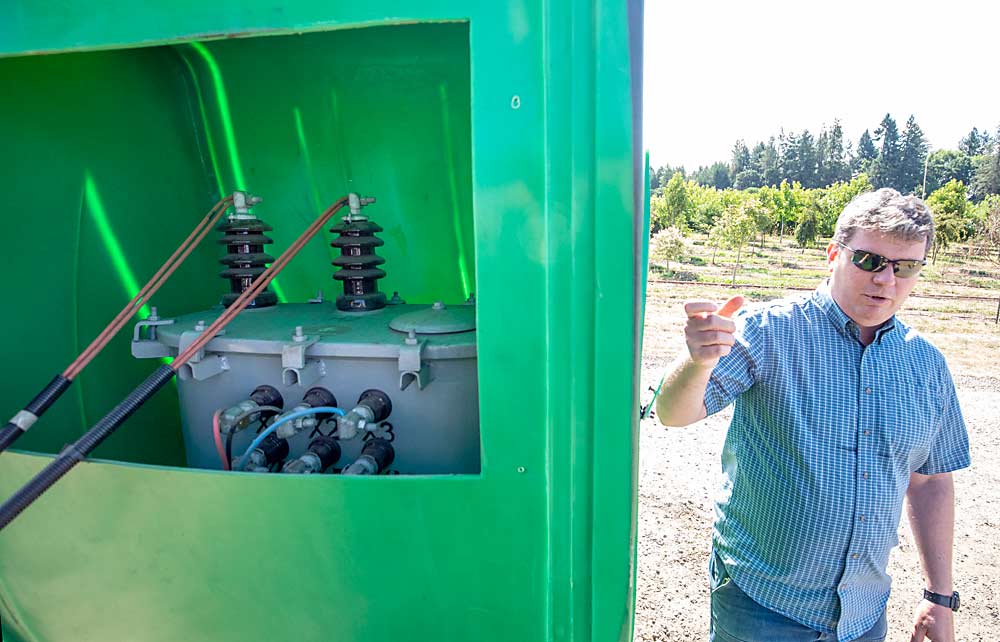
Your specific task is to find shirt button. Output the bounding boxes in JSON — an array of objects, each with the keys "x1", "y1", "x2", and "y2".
[
  {"x1": 859, "y1": 515, "x2": 867, "y2": 522},
  {"x1": 863, "y1": 430, "x2": 871, "y2": 436},
  {"x1": 851, "y1": 553, "x2": 860, "y2": 559},
  {"x1": 865, "y1": 387, "x2": 872, "y2": 394},
  {"x1": 863, "y1": 472, "x2": 870, "y2": 480}
]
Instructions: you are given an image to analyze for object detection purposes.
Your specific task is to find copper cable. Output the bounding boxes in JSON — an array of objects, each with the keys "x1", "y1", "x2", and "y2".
[
  {"x1": 173, "y1": 197, "x2": 350, "y2": 369},
  {"x1": 63, "y1": 196, "x2": 234, "y2": 379}
]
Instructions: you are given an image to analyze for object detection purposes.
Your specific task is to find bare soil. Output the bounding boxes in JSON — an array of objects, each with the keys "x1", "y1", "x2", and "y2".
[{"x1": 635, "y1": 279, "x2": 1000, "y2": 641}]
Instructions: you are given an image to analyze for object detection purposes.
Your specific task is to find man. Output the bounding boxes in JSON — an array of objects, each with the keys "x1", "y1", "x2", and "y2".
[{"x1": 655, "y1": 188, "x2": 970, "y2": 642}]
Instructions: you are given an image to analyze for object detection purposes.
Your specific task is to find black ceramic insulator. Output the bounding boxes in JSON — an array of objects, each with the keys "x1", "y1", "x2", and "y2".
[
  {"x1": 217, "y1": 217, "x2": 278, "y2": 309},
  {"x1": 361, "y1": 438, "x2": 395, "y2": 473},
  {"x1": 303, "y1": 387, "x2": 338, "y2": 422},
  {"x1": 249, "y1": 385, "x2": 283, "y2": 419},
  {"x1": 307, "y1": 436, "x2": 342, "y2": 470},
  {"x1": 257, "y1": 434, "x2": 289, "y2": 466},
  {"x1": 358, "y1": 389, "x2": 392, "y2": 422},
  {"x1": 330, "y1": 218, "x2": 387, "y2": 311}
]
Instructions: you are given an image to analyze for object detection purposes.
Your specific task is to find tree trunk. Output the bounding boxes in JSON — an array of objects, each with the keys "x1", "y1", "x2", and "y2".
[
  {"x1": 712, "y1": 246, "x2": 718, "y2": 265},
  {"x1": 732, "y1": 245, "x2": 742, "y2": 286}
]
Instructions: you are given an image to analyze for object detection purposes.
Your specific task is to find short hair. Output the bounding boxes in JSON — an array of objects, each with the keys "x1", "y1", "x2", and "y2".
[{"x1": 832, "y1": 188, "x2": 934, "y2": 255}]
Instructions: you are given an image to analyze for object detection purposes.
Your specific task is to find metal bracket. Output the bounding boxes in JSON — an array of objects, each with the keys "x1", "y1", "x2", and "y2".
[
  {"x1": 398, "y1": 334, "x2": 431, "y2": 391},
  {"x1": 281, "y1": 336, "x2": 324, "y2": 387},
  {"x1": 131, "y1": 317, "x2": 175, "y2": 359},
  {"x1": 175, "y1": 329, "x2": 229, "y2": 381}
]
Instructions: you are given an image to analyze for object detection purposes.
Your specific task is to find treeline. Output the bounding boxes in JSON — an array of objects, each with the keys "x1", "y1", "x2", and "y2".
[
  {"x1": 650, "y1": 175, "x2": 1000, "y2": 272},
  {"x1": 651, "y1": 115, "x2": 1000, "y2": 201}
]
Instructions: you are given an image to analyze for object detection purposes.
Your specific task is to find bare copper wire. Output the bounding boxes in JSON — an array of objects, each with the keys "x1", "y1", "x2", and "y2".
[
  {"x1": 173, "y1": 197, "x2": 350, "y2": 369},
  {"x1": 63, "y1": 196, "x2": 234, "y2": 379}
]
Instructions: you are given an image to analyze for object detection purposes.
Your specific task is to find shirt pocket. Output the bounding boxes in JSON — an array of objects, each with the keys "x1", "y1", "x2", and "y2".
[{"x1": 877, "y1": 382, "x2": 937, "y2": 472}]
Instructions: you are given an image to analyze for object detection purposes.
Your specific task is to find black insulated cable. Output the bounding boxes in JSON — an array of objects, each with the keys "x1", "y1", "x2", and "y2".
[
  {"x1": 0, "y1": 365, "x2": 175, "y2": 532},
  {"x1": 0, "y1": 375, "x2": 72, "y2": 454}
]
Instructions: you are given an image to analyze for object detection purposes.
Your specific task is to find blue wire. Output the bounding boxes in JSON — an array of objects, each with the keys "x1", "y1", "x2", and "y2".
[{"x1": 235, "y1": 406, "x2": 344, "y2": 471}]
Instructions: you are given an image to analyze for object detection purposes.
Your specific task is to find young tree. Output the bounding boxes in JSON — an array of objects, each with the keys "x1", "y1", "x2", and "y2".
[
  {"x1": 651, "y1": 226, "x2": 688, "y2": 273},
  {"x1": 976, "y1": 195, "x2": 1000, "y2": 263},
  {"x1": 649, "y1": 172, "x2": 691, "y2": 233},
  {"x1": 926, "y1": 179, "x2": 971, "y2": 263},
  {"x1": 795, "y1": 207, "x2": 818, "y2": 250},
  {"x1": 712, "y1": 199, "x2": 759, "y2": 284}
]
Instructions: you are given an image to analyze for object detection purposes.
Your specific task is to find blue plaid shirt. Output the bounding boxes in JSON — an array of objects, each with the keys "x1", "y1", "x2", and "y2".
[{"x1": 705, "y1": 283, "x2": 970, "y2": 642}]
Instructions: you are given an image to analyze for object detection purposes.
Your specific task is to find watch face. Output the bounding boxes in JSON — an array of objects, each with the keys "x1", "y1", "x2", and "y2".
[{"x1": 952, "y1": 592, "x2": 960, "y2": 612}]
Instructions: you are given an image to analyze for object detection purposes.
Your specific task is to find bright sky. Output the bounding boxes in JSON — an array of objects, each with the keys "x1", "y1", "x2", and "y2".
[{"x1": 643, "y1": 0, "x2": 1000, "y2": 171}]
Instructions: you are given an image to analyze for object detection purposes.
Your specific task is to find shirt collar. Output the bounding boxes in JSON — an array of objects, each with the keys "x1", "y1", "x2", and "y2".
[{"x1": 812, "y1": 280, "x2": 897, "y2": 344}]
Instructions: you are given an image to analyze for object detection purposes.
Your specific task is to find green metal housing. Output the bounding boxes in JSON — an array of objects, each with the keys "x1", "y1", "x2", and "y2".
[{"x1": 0, "y1": 2, "x2": 646, "y2": 641}]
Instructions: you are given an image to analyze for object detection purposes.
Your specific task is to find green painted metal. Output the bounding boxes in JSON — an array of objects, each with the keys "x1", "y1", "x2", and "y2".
[{"x1": 0, "y1": 3, "x2": 645, "y2": 642}]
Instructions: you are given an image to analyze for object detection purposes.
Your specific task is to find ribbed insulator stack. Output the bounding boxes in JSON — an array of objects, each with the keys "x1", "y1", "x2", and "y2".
[
  {"x1": 217, "y1": 216, "x2": 278, "y2": 309},
  {"x1": 330, "y1": 216, "x2": 387, "y2": 311}
]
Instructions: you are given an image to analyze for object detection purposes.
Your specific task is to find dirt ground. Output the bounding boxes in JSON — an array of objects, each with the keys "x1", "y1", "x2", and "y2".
[{"x1": 635, "y1": 297, "x2": 1000, "y2": 641}]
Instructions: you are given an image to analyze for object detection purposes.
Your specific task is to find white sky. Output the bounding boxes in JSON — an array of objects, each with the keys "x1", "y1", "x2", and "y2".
[{"x1": 642, "y1": 0, "x2": 1000, "y2": 170}]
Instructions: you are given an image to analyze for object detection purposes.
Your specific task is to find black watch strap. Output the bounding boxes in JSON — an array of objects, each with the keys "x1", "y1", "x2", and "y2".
[{"x1": 923, "y1": 589, "x2": 960, "y2": 612}]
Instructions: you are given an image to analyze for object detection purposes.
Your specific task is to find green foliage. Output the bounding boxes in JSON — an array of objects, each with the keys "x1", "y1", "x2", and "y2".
[
  {"x1": 855, "y1": 130, "x2": 878, "y2": 176},
  {"x1": 813, "y1": 174, "x2": 873, "y2": 237},
  {"x1": 651, "y1": 226, "x2": 688, "y2": 272},
  {"x1": 871, "y1": 113, "x2": 902, "y2": 189},
  {"x1": 925, "y1": 150, "x2": 973, "y2": 196},
  {"x1": 927, "y1": 180, "x2": 972, "y2": 261},
  {"x1": 795, "y1": 210, "x2": 817, "y2": 248},
  {"x1": 691, "y1": 162, "x2": 732, "y2": 190},
  {"x1": 662, "y1": 172, "x2": 691, "y2": 230}
]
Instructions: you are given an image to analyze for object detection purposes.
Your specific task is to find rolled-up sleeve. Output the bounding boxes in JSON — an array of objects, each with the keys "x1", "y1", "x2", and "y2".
[
  {"x1": 704, "y1": 312, "x2": 761, "y2": 416},
  {"x1": 916, "y1": 365, "x2": 971, "y2": 475}
]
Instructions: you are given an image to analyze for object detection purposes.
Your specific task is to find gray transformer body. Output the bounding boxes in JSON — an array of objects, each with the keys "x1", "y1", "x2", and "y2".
[{"x1": 135, "y1": 301, "x2": 480, "y2": 474}]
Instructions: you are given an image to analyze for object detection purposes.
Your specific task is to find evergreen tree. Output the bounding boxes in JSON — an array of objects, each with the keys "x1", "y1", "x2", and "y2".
[
  {"x1": 872, "y1": 114, "x2": 902, "y2": 189},
  {"x1": 924, "y1": 150, "x2": 973, "y2": 196},
  {"x1": 779, "y1": 130, "x2": 801, "y2": 185},
  {"x1": 798, "y1": 130, "x2": 819, "y2": 188},
  {"x1": 854, "y1": 130, "x2": 878, "y2": 176},
  {"x1": 970, "y1": 131, "x2": 1000, "y2": 202},
  {"x1": 899, "y1": 115, "x2": 929, "y2": 194},
  {"x1": 692, "y1": 163, "x2": 732, "y2": 190},
  {"x1": 959, "y1": 127, "x2": 992, "y2": 156},
  {"x1": 823, "y1": 120, "x2": 850, "y2": 185},
  {"x1": 731, "y1": 140, "x2": 751, "y2": 178}
]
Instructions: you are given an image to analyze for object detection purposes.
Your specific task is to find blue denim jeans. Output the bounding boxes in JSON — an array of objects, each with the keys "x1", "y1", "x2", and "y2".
[{"x1": 709, "y1": 551, "x2": 887, "y2": 642}]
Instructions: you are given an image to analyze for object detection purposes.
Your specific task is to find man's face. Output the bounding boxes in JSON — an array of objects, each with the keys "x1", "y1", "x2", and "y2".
[{"x1": 827, "y1": 229, "x2": 926, "y2": 339}]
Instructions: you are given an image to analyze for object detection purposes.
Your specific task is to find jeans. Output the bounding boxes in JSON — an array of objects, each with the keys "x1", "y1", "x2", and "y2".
[{"x1": 709, "y1": 551, "x2": 887, "y2": 642}]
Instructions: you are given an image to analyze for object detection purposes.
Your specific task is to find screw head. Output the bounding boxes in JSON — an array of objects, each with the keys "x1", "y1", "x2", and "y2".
[{"x1": 432, "y1": 301, "x2": 445, "y2": 310}]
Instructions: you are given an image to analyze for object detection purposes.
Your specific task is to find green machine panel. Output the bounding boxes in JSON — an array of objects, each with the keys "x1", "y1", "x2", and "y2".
[{"x1": 0, "y1": 2, "x2": 645, "y2": 641}]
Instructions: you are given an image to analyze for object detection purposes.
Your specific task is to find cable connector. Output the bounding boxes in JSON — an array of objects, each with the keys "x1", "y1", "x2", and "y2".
[{"x1": 231, "y1": 191, "x2": 263, "y2": 218}]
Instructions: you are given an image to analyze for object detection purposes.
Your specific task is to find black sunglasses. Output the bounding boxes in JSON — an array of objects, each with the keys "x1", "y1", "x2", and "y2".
[{"x1": 836, "y1": 242, "x2": 925, "y2": 278}]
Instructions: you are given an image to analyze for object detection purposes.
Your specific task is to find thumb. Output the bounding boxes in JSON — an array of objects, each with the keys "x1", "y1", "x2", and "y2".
[{"x1": 717, "y1": 295, "x2": 744, "y2": 319}]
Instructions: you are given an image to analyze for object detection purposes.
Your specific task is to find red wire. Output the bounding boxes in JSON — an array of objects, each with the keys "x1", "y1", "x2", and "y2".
[{"x1": 212, "y1": 409, "x2": 229, "y2": 470}]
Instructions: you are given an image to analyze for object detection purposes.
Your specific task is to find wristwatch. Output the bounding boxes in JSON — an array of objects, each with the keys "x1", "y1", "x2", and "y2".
[{"x1": 923, "y1": 589, "x2": 960, "y2": 612}]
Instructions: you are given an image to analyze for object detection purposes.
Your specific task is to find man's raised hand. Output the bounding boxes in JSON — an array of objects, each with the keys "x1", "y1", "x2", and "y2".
[{"x1": 683, "y1": 295, "x2": 744, "y2": 368}]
